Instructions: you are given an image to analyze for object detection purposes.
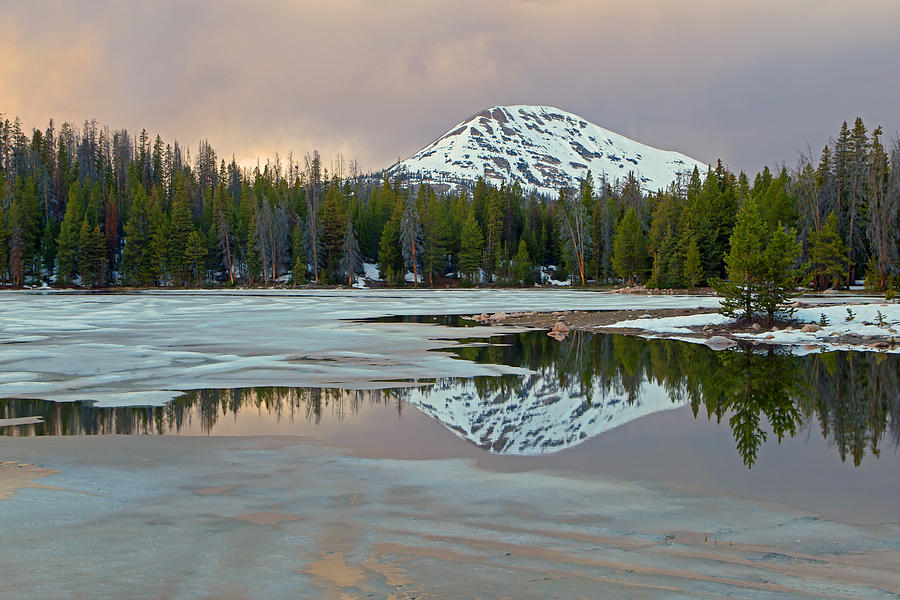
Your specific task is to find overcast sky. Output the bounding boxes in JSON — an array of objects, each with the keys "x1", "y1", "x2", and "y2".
[{"x1": 2, "y1": 0, "x2": 898, "y2": 176}]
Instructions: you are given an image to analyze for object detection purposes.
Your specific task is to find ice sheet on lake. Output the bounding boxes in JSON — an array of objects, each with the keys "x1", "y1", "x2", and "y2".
[{"x1": 0, "y1": 289, "x2": 719, "y2": 405}]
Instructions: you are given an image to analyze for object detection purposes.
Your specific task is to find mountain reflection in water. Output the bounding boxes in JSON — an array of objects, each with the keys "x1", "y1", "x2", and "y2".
[{"x1": 2, "y1": 332, "x2": 898, "y2": 468}]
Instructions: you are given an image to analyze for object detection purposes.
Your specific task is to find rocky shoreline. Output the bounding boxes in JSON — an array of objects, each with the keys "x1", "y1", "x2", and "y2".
[{"x1": 465, "y1": 304, "x2": 900, "y2": 352}]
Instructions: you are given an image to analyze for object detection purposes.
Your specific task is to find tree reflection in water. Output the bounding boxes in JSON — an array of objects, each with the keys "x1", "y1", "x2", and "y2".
[{"x1": 2, "y1": 331, "x2": 897, "y2": 468}]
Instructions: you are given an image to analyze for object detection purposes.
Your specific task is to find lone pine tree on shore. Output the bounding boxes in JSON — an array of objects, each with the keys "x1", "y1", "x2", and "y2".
[{"x1": 714, "y1": 197, "x2": 802, "y2": 323}]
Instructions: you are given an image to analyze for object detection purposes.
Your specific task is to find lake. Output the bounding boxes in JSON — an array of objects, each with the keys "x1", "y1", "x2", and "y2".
[{"x1": 4, "y1": 323, "x2": 898, "y2": 524}]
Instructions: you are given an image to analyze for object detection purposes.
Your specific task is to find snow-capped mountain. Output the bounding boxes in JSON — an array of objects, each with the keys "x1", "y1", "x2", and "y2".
[
  {"x1": 403, "y1": 372, "x2": 684, "y2": 455},
  {"x1": 387, "y1": 105, "x2": 708, "y2": 196}
]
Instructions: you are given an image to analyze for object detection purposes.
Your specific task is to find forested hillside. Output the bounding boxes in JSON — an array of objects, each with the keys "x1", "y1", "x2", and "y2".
[{"x1": 0, "y1": 115, "x2": 896, "y2": 291}]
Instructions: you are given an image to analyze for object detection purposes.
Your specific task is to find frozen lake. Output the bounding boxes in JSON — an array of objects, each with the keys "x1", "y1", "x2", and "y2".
[
  {"x1": 0, "y1": 289, "x2": 721, "y2": 404},
  {"x1": 1, "y1": 290, "x2": 898, "y2": 598}
]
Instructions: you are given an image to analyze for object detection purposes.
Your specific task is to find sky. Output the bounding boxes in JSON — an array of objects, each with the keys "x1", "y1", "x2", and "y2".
[{"x1": 2, "y1": 0, "x2": 898, "y2": 177}]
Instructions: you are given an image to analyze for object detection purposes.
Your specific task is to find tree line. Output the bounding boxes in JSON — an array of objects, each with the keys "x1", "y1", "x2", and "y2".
[{"x1": 0, "y1": 114, "x2": 896, "y2": 294}]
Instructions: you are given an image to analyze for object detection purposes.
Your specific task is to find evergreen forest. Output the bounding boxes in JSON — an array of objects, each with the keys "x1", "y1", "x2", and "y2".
[{"x1": 0, "y1": 115, "x2": 897, "y2": 293}]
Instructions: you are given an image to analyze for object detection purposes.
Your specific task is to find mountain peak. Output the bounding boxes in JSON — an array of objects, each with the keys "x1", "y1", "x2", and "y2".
[{"x1": 388, "y1": 105, "x2": 707, "y2": 196}]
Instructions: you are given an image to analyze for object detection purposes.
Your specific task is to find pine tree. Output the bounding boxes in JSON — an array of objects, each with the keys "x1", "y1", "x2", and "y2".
[
  {"x1": 612, "y1": 208, "x2": 647, "y2": 285},
  {"x1": 56, "y1": 185, "x2": 84, "y2": 285},
  {"x1": 148, "y1": 202, "x2": 169, "y2": 285},
  {"x1": 121, "y1": 186, "x2": 153, "y2": 287},
  {"x1": 422, "y1": 193, "x2": 450, "y2": 286},
  {"x1": 683, "y1": 236, "x2": 702, "y2": 288},
  {"x1": 290, "y1": 222, "x2": 306, "y2": 284},
  {"x1": 213, "y1": 182, "x2": 234, "y2": 285},
  {"x1": 511, "y1": 238, "x2": 532, "y2": 285},
  {"x1": 713, "y1": 198, "x2": 800, "y2": 322},
  {"x1": 807, "y1": 212, "x2": 848, "y2": 289},
  {"x1": 246, "y1": 211, "x2": 261, "y2": 285},
  {"x1": 185, "y1": 230, "x2": 206, "y2": 285},
  {"x1": 337, "y1": 215, "x2": 362, "y2": 286},
  {"x1": 758, "y1": 224, "x2": 802, "y2": 321},
  {"x1": 458, "y1": 207, "x2": 484, "y2": 283},
  {"x1": 77, "y1": 222, "x2": 107, "y2": 287},
  {"x1": 0, "y1": 201, "x2": 8, "y2": 282},
  {"x1": 318, "y1": 183, "x2": 347, "y2": 280},
  {"x1": 377, "y1": 199, "x2": 403, "y2": 284},
  {"x1": 89, "y1": 224, "x2": 108, "y2": 287},
  {"x1": 482, "y1": 188, "x2": 502, "y2": 282},
  {"x1": 714, "y1": 197, "x2": 767, "y2": 321},
  {"x1": 168, "y1": 190, "x2": 194, "y2": 286},
  {"x1": 40, "y1": 221, "x2": 57, "y2": 282},
  {"x1": 865, "y1": 129, "x2": 897, "y2": 291}
]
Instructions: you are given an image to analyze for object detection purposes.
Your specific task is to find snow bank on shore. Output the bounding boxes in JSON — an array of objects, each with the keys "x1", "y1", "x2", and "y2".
[{"x1": 606, "y1": 301, "x2": 898, "y2": 353}]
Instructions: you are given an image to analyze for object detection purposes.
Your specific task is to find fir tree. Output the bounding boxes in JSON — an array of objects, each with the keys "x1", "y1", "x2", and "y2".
[
  {"x1": 318, "y1": 183, "x2": 347, "y2": 280},
  {"x1": 511, "y1": 238, "x2": 532, "y2": 285},
  {"x1": 807, "y1": 212, "x2": 848, "y2": 290},
  {"x1": 213, "y1": 182, "x2": 234, "y2": 285},
  {"x1": 612, "y1": 208, "x2": 647, "y2": 285},
  {"x1": 337, "y1": 215, "x2": 362, "y2": 286},
  {"x1": 56, "y1": 185, "x2": 84, "y2": 285},
  {"x1": 0, "y1": 201, "x2": 8, "y2": 282},
  {"x1": 185, "y1": 230, "x2": 206, "y2": 285},
  {"x1": 290, "y1": 222, "x2": 306, "y2": 284},
  {"x1": 88, "y1": 224, "x2": 108, "y2": 287},
  {"x1": 713, "y1": 199, "x2": 800, "y2": 322},
  {"x1": 246, "y1": 211, "x2": 261, "y2": 285},
  {"x1": 377, "y1": 199, "x2": 403, "y2": 284},
  {"x1": 458, "y1": 207, "x2": 484, "y2": 283},
  {"x1": 422, "y1": 192, "x2": 450, "y2": 285},
  {"x1": 121, "y1": 186, "x2": 153, "y2": 287},
  {"x1": 168, "y1": 190, "x2": 194, "y2": 286},
  {"x1": 482, "y1": 187, "x2": 503, "y2": 281},
  {"x1": 148, "y1": 202, "x2": 169, "y2": 286},
  {"x1": 758, "y1": 224, "x2": 802, "y2": 321},
  {"x1": 714, "y1": 197, "x2": 767, "y2": 321},
  {"x1": 683, "y1": 236, "x2": 702, "y2": 288},
  {"x1": 77, "y1": 222, "x2": 107, "y2": 287}
]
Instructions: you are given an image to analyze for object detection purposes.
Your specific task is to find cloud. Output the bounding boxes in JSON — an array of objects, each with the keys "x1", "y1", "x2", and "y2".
[{"x1": 2, "y1": 1, "x2": 898, "y2": 175}]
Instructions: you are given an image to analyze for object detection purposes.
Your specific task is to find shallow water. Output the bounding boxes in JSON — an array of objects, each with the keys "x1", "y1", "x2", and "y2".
[{"x1": 3, "y1": 327, "x2": 898, "y2": 523}]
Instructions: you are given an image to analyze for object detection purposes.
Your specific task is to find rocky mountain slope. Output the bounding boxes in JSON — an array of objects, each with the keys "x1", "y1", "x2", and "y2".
[{"x1": 387, "y1": 105, "x2": 708, "y2": 196}]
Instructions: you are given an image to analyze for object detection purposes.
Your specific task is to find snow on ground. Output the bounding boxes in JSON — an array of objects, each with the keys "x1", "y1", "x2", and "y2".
[
  {"x1": 0, "y1": 289, "x2": 720, "y2": 405},
  {"x1": 540, "y1": 265, "x2": 572, "y2": 286},
  {"x1": 734, "y1": 303, "x2": 899, "y2": 351},
  {"x1": 605, "y1": 300, "x2": 898, "y2": 353},
  {"x1": 605, "y1": 312, "x2": 731, "y2": 333},
  {"x1": 362, "y1": 262, "x2": 383, "y2": 281}
]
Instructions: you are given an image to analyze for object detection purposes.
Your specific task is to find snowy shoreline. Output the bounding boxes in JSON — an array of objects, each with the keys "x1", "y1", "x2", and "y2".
[{"x1": 491, "y1": 300, "x2": 899, "y2": 354}]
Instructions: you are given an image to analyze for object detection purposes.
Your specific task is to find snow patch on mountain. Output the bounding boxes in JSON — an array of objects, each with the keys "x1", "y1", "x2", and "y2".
[{"x1": 388, "y1": 105, "x2": 708, "y2": 196}]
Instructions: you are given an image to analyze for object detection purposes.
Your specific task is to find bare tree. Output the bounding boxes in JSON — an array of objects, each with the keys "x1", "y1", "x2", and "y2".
[{"x1": 400, "y1": 194, "x2": 424, "y2": 286}]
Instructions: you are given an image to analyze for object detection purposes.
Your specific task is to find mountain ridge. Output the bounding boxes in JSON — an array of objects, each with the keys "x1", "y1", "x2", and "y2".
[{"x1": 387, "y1": 105, "x2": 708, "y2": 196}]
